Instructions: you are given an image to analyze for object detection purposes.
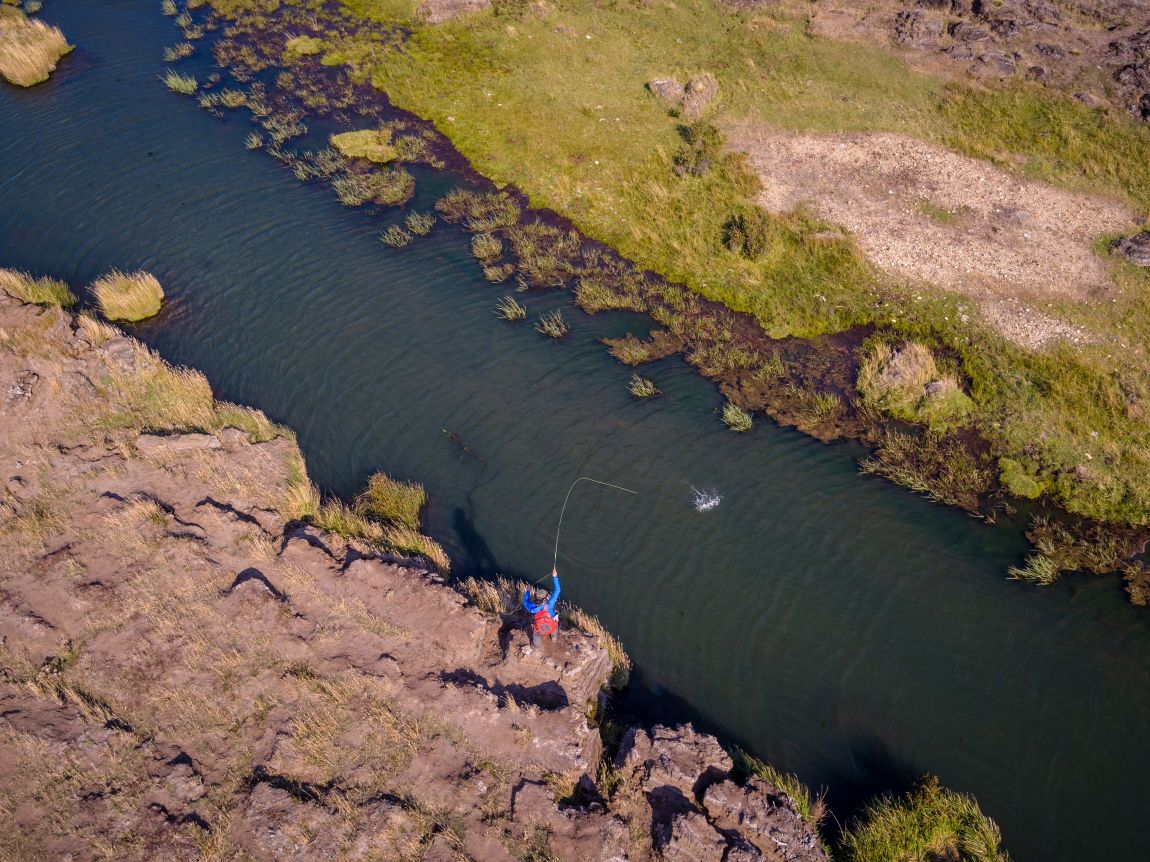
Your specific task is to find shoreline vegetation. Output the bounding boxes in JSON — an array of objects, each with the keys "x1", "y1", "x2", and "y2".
[
  {"x1": 180, "y1": 0, "x2": 1150, "y2": 602},
  {"x1": 0, "y1": 271, "x2": 1010, "y2": 860},
  {"x1": 0, "y1": 4, "x2": 72, "y2": 87}
]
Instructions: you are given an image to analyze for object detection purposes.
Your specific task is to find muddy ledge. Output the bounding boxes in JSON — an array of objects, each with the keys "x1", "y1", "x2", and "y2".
[{"x1": 0, "y1": 290, "x2": 847, "y2": 859}]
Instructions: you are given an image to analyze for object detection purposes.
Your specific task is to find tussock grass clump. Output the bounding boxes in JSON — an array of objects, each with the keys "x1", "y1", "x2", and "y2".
[
  {"x1": 860, "y1": 428, "x2": 995, "y2": 512},
  {"x1": 1007, "y1": 553, "x2": 1060, "y2": 586},
  {"x1": 309, "y1": 490, "x2": 449, "y2": 572},
  {"x1": 285, "y1": 34, "x2": 324, "y2": 56},
  {"x1": 161, "y1": 0, "x2": 177, "y2": 14},
  {"x1": 435, "y1": 188, "x2": 521, "y2": 232},
  {"x1": 628, "y1": 373, "x2": 660, "y2": 398},
  {"x1": 330, "y1": 128, "x2": 398, "y2": 164},
  {"x1": 605, "y1": 335, "x2": 656, "y2": 365},
  {"x1": 471, "y1": 232, "x2": 503, "y2": 262},
  {"x1": 0, "y1": 268, "x2": 75, "y2": 307},
  {"x1": 731, "y1": 748, "x2": 825, "y2": 830},
  {"x1": 160, "y1": 68, "x2": 197, "y2": 95},
  {"x1": 405, "y1": 210, "x2": 435, "y2": 236},
  {"x1": 0, "y1": 8, "x2": 72, "y2": 87},
  {"x1": 380, "y1": 225, "x2": 413, "y2": 248},
  {"x1": 495, "y1": 295, "x2": 526, "y2": 321},
  {"x1": 840, "y1": 776, "x2": 1008, "y2": 862},
  {"x1": 724, "y1": 208, "x2": 772, "y2": 259},
  {"x1": 722, "y1": 401, "x2": 753, "y2": 432},
  {"x1": 163, "y1": 42, "x2": 195, "y2": 62},
  {"x1": 507, "y1": 222, "x2": 583, "y2": 287},
  {"x1": 244, "y1": 131, "x2": 264, "y2": 150},
  {"x1": 354, "y1": 471, "x2": 426, "y2": 531},
  {"x1": 535, "y1": 309, "x2": 568, "y2": 339},
  {"x1": 459, "y1": 575, "x2": 530, "y2": 616},
  {"x1": 858, "y1": 341, "x2": 974, "y2": 432},
  {"x1": 332, "y1": 169, "x2": 414, "y2": 207},
  {"x1": 90, "y1": 270, "x2": 164, "y2": 322},
  {"x1": 483, "y1": 263, "x2": 515, "y2": 283}
]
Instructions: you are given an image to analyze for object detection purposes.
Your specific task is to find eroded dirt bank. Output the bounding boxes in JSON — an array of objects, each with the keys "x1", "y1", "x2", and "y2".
[{"x1": 0, "y1": 292, "x2": 826, "y2": 860}]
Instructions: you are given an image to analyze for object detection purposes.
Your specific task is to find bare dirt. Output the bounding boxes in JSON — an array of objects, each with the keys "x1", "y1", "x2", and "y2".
[
  {"x1": 0, "y1": 292, "x2": 824, "y2": 861},
  {"x1": 727, "y1": 122, "x2": 1136, "y2": 348}
]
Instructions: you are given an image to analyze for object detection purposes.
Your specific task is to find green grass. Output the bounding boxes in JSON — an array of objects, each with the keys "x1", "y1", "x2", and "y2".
[
  {"x1": 0, "y1": 268, "x2": 76, "y2": 307},
  {"x1": 840, "y1": 776, "x2": 1009, "y2": 862},
  {"x1": 495, "y1": 295, "x2": 526, "y2": 320},
  {"x1": 222, "y1": 0, "x2": 1150, "y2": 530},
  {"x1": 353, "y1": 471, "x2": 426, "y2": 531},
  {"x1": 405, "y1": 210, "x2": 436, "y2": 235},
  {"x1": 380, "y1": 224, "x2": 413, "y2": 247},
  {"x1": 89, "y1": 270, "x2": 164, "y2": 322},
  {"x1": 628, "y1": 373, "x2": 660, "y2": 398},
  {"x1": 722, "y1": 401, "x2": 752, "y2": 432},
  {"x1": 330, "y1": 128, "x2": 398, "y2": 163},
  {"x1": 160, "y1": 68, "x2": 197, "y2": 94},
  {"x1": 731, "y1": 748, "x2": 824, "y2": 830},
  {"x1": 535, "y1": 309, "x2": 568, "y2": 339}
]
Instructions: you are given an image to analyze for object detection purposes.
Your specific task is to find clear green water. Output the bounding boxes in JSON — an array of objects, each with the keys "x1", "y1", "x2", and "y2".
[{"x1": 2, "y1": 4, "x2": 1149, "y2": 858}]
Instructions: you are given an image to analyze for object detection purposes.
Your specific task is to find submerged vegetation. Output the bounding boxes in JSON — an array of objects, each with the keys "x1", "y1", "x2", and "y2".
[
  {"x1": 0, "y1": 6, "x2": 71, "y2": 87},
  {"x1": 89, "y1": 270, "x2": 164, "y2": 322}
]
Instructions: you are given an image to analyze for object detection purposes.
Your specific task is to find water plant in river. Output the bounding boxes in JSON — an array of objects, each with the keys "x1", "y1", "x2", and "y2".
[
  {"x1": 380, "y1": 225, "x2": 412, "y2": 249},
  {"x1": 435, "y1": 189, "x2": 521, "y2": 232},
  {"x1": 483, "y1": 263, "x2": 515, "y2": 283},
  {"x1": 162, "y1": 42, "x2": 195, "y2": 62},
  {"x1": 839, "y1": 776, "x2": 1008, "y2": 862},
  {"x1": 0, "y1": 268, "x2": 75, "y2": 308},
  {"x1": 495, "y1": 295, "x2": 526, "y2": 321},
  {"x1": 89, "y1": 270, "x2": 164, "y2": 322},
  {"x1": 244, "y1": 132, "x2": 263, "y2": 150},
  {"x1": 0, "y1": 7, "x2": 72, "y2": 87},
  {"x1": 354, "y1": 471, "x2": 426, "y2": 531},
  {"x1": 628, "y1": 374, "x2": 660, "y2": 399},
  {"x1": 160, "y1": 68, "x2": 197, "y2": 95},
  {"x1": 535, "y1": 309, "x2": 569, "y2": 339},
  {"x1": 161, "y1": 0, "x2": 177, "y2": 15},
  {"x1": 405, "y1": 211, "x2": 435, "y2": 236},
  {"x1": 721, "y1": 402, "x2": 753, "y2": 432},
  {"x1": 331, "y1": 169, "x2": 415, "y2": 208},
  {"x1": 470, "y1": 232, "x2": 503, "y2": 262},
  {"x1": 330, "y1": 128, "x2": 397, "y2": 164}
]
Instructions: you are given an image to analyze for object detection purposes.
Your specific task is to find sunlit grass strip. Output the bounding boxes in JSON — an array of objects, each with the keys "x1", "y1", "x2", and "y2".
[
  {"x1": 495, "y1": 295, "x2": 526, "y2": 321},
  {"x1": 722, "y1": 401, "x2": 752, "y2": 432},
  {"x1": 0, "y1": 8, "x2": 72, "y2": 87},
  {"x1": 731, "y1": 748, "x2": 826, "y2": 831},
  {"x1": 535, "y1": 309, "x2": 568, "y2": 339},
  {"x1": 90, "y1": 270, "x2": 164, "y2": 322},
  {"x1": 160, "y1": 68, "x2": 197, "y2": 95},
  {"x1": 0, "y1": 268, "x2": 76, "y2": 307}
]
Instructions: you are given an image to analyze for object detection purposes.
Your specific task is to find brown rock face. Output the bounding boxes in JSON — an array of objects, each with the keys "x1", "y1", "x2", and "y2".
[{"x1": 0, "y1": 293, "x2": 826, "y2": 861}]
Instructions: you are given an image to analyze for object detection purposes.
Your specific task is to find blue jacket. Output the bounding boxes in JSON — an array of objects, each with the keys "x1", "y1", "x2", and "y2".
[{"x1": 524, "y1": 574, "x2": 560, "y2": 617}]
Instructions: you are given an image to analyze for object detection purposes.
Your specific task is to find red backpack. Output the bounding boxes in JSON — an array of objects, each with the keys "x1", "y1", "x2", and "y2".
[{"x1": 533, "y1": 608, "x2": 557, "y2": 636}]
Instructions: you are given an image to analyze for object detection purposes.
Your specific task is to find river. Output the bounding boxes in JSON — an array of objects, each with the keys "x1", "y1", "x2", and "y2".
[{"x1": 2, "y1": 3, "x2": 1149, "y2": 858}]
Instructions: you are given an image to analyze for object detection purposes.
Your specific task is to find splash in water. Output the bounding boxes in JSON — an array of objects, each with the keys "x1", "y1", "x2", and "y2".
[{"x1": 691, "y1": 486, "x2": 721, "y2": 512}]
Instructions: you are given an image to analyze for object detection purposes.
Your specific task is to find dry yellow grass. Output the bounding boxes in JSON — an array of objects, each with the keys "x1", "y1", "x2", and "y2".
[
  {"x1": 0, "y1": 8, "x2": 72, "y2": 88},
  {"x1": 89, "y1": 270, "x2": 164, "y2": 322},
  {"x1": 0, "y1": 267, "x2": 75, "y2": 307}
]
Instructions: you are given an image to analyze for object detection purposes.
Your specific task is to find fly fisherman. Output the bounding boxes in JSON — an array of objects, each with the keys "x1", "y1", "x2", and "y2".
[{"x1": 523, "y1": 568, "x2": 561, "y2": 648}]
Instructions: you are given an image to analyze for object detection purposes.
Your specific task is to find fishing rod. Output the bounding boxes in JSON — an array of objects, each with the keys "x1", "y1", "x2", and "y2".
[{"x1": 535, "y1": 476, "x2": 637, "y2": 584}]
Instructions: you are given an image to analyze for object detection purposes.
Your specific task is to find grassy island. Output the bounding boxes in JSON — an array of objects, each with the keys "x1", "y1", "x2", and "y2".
[{"x1": 0, "y1": 6, "x2": 71, "y2": 87}]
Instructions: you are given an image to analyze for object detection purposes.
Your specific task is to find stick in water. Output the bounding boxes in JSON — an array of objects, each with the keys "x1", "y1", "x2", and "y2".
[{"x1": 546, "y1": 477, "x2": 637, "y2": 581}]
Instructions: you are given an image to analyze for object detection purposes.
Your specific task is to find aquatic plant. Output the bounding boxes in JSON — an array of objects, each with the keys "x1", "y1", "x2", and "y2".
[
  {"x1": 605, "y1": 335, "x2": 655, "y2": 365},
  {"x1": 162, "y1": 42, "x2": 195, "y2": 62},
  {"x1": 495, "y1": 295, "x2": 527, "y2": 321},
  {"x1": 470, "y1": 232, "x2": 503, "y2": 262},
  {"x1": 354, "y1": 471, "x2": 426, "y2": 531},
  {"x1": 261, "y1": 112, "x2": 306, "y2": 143},
  {"x1": 380, "y1": 225, "x2": 413, "y2": 248},
  {"x1": 721, "y1": 401, "x2": 753, "y2": 432},
  {"x1": 89, "y1": 270, "x2": 164, "y2": 322},
  {"x1": 0, "y1": 268, "x2": 76, "y2": 307},
  {"x1": 405, "y1": 211, "x2": 435, "y2": 236},
  {"x1": 507, "y1": 222, "x2": 582, "y2": 287},
  {"x1": 333, "y1": 169, "x2": 416, "y2": 208},
  {"x1": 285, "y1": 34, "x2": 324, "y2": 57},
  {"x1": 628, "y1": 373, "x2": 660, "y2": 398},
  {"x1": 244, "y1": 132, "x2": 264, "y2": 150},
  {"x1": 160, "y1": 68, "x2": 198, "y2": 95},
  {"x1": 435, "y1": 189, "x2": 520, "y2": 232},
  {"x1": 839, "y1": 776, "x2": 1008, "y2": 862},
  {"x1": 574, "y1": 273, "x2": 647, "y2": 314},
  {"x1": 161, "y1": 0, "x2": 177, "y2": 14},
  {"x1": 535, "y1": 309, "x2": 569, "y2": 339},
  {"x1": 330, "y1": 128, "x2": 397, "y2": 164},
  {"x1": 0, "y1": 8, "x2": 72, "y2": 87},
  {"x1": 482, "y1": 263, "x2": 515, "y2": 283},
  {"x1": 174, "y1": 12, "x2": 192, "y2": 29},
  {"x1": 1007, "y1": 554, "x2": 1060, "y2": 586}
]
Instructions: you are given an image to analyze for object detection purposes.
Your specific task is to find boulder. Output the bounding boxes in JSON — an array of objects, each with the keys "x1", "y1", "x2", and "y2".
[
  {"x1": 703, "y1": 778, "x2": 828, "y2": 861},
  {"x1": 649, "y1": 77, "x2": 685, "y2": 107},
  {"x1": 616, "y1": 724, "x2": 732, "y2": 800},
  {"x1": 1112, "y1": 231, "x2": 1150, "y2": 266},
  {"x1": 894, "y1": 10, "x2": 945, "y2": 49}
]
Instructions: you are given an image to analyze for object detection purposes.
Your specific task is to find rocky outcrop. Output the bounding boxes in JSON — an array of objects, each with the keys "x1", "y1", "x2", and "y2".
[
  {"x1": 0, "y1": 292, "x2": 825, "y2": 860},
  {"x1": 1112, "y1": 230, "x2": 1150, "y2": 266}
]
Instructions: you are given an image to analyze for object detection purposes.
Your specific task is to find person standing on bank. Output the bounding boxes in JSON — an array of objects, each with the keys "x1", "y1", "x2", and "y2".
[{"x1": 523, "y1": 568, "x2": 561, "y2": 648}]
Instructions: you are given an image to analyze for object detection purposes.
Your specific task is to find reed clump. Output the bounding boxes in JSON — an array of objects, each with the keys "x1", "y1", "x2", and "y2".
[
  {"x1": 380, "y1": 225, "x2": 413, "y2": 248},
  {"x1": 722, "y1": 401, "x2": 753, "y2": 432},
  {"x1": 160, "y1": 68, "x2": 197, "y2": 95},
  {"x1": 858, "y1": 340, "x2": 974, "y2": 433},
  {"x1": 628, "y1": 373, "x2": 660, "y2": 398},
  {"x1": 471, "y1": 232, "x2": 503, "y2": 262},
  {"x1": 354, "y1": 472, "x2": 427, "y2": 532},
  {"x1": 0, "y1": 268, "x2": 76, "y2": 307},
  {"x1": 405, "y1": 211, "x2": 435, "y2": 236},
  {"x1": 483, "y1": 263, "x2": 515, "y2": 283},
  {"x1": 435, "y1": 189, "x2": 521, "y2": 232},
  {"x1": 535, "y1": 309, "x2": 569, "y2": 339},
  {"x1": 333, "y1": 169, "x2": 414, "y2": 207},
  {"x1": 0, "y1": 8, "x2": 72, "y2": 87},
  {"x1": 244, "y1": 132, "x2": 264, "y2": 150},
  {"x1": 90, "y1": 271, "x2": 164, "y2": 322},
  {"x1": 495, "y1": 295, "x2": 527, "y2": 321},
  {"x1": 163, "y1": 42, "x2": 195, "y2": 62}
]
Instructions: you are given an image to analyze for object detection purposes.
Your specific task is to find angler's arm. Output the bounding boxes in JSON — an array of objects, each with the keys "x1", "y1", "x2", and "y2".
[{"x1": 546, "y1": 572, "x2": 560, "y2": 615}]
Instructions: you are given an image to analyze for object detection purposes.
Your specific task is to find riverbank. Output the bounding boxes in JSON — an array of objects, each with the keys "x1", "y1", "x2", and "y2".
[
  {"x1": 172, "y1": 0, "x2": 1150, "y2": 598},
  {"x1": 0, "y1": 280, "x2": 1010, "y2": 859}
]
